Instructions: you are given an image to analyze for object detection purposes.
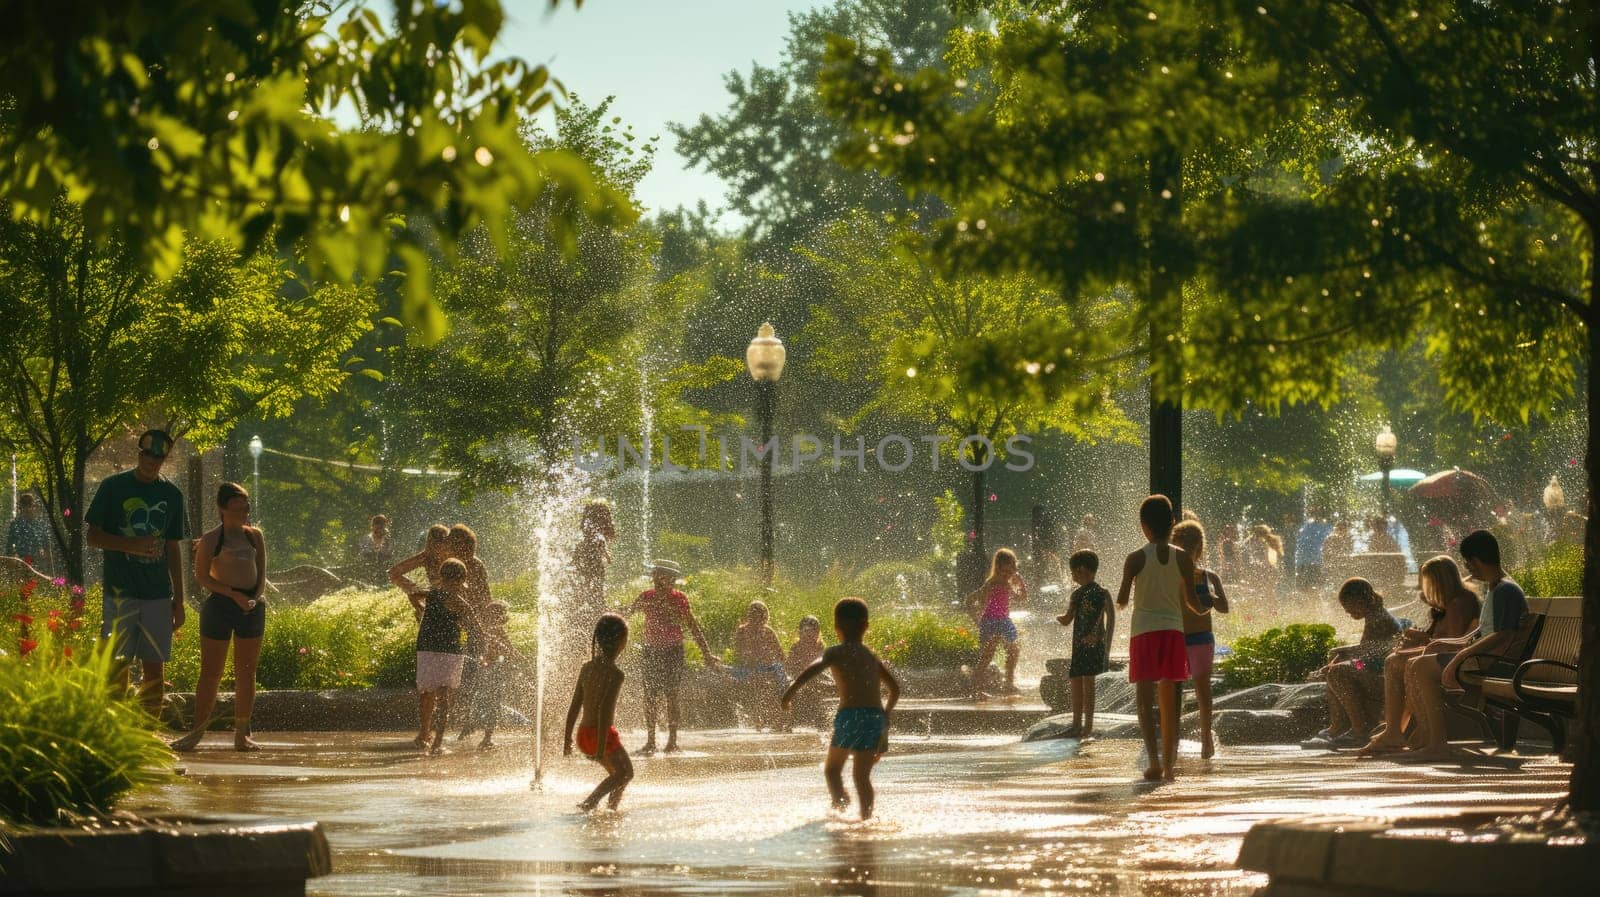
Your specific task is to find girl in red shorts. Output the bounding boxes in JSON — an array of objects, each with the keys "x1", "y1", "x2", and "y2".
[
  {"x1": 1115, "y1": 495, "x2": 1203, "y2": 781},
  {"x1": 564, "y1": 614, "x2": 633, "y2": 812}
]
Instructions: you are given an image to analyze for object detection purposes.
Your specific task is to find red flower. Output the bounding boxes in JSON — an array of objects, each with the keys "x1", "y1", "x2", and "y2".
[
  {"x1": 63, "y1": 646, "x2": 73, "y2": 658},
  {"x1": 20, "y1": 581, "x2": 36, "y2": 597},
  {"x1": 47, "y1": 609, "x2": 60, "y2": 618},
  {"x1": 45, "y1": 618, "x2": 60, "y2": 633},
  {"x1": 11, "y1": 614, "x2": 32, "y2": 626},
  {"x1": 19, "y1": 639, "x2": 37, "y2": 656},
  {"x1": 68, "y1": 619, "x2": 83, "y2": 631},
  {"x1": 70, "y1": 585, "x2": 85, "y2": 597}
]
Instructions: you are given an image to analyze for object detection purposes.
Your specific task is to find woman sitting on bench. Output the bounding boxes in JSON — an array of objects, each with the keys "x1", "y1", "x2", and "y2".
[{"x1": 1358, "y1": 554, "x2": 1479, "y2": 757}]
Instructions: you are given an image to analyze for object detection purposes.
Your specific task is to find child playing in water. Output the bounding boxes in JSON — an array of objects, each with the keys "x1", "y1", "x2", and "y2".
[
  {"x1": 389, "y1": 524, "x2": 449, "y2": 620},
  {"x1": 564, "y1": 613, "x2": 634, "y2": 812},
  {"x1": 782, "y1": 597, "x2": 901, "y2": 820},
  {"x1": 396, "y1": 558, "x2": 481, "y2": 754},
  {"x1": 782, "y1": 615, "x2": 827, "y2": 730},
  {"x1": 458, "y1": 601, "x2": 522, "y2": 750},
  {"x1": 1055, "y1": 550, "x2": 1112, "y2": 739},
  {"x1": 730, "y1": 600, "x2": 787, "y2": 729},
  {"x1": 963, "y1": 548, "x2": 1029, "y2": 699},
  {"x1": 621, "y1": 559, "x2": 721, "y2": 753},
  {"x1": 1116, "y1": 495, "x2": 1202, "y2": 781},
  {"x1": 1171, "y1": 520, "x2": 1230, "y2": 759}
]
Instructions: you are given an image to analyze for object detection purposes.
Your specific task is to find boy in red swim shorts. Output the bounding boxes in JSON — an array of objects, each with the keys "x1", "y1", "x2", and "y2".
[
  {"x1": 1115, "y1": 495, "x2": 1203, "y2": 782},
  {"x1": 564, "y1": 614, "x2": 633, "y2": 812}
]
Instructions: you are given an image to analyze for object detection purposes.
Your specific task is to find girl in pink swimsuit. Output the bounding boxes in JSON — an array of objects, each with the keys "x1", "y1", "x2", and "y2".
[{"x1": 963, "y1": 548, "x2": 1028, "y2": 699}]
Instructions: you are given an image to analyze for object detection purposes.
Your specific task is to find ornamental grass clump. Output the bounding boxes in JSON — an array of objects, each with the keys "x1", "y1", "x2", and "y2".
[{"x1": 0, "y1": 633, "x2": 172, "y2": 827}]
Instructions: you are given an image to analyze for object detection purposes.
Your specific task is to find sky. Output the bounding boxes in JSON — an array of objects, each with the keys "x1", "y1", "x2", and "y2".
[{"x1": 500, "y1": 0, "x2": 824, "y2": 221}]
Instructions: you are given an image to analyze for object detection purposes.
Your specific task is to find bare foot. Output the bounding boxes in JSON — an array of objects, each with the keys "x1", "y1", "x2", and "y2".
[
  {"x1": 428, "y1": 742, "x2": 444, "y2": 756},
  {"x1": 478, "y1": 738, "x2": 496, "y2": 751},
  {"x1": 412, "y1": 734, "x2": 429, "y2": 750},
  {"x1": 1357, "y1": 735, "x2": 1407, "y2": 758},
  {"x1": 831, "y1": 795, "x2": 851, "y2": 814},
  {"x1": 169, "y1": 729, "x2": 205, "y2": 752},
  {"x1": 638, "y1": 740, "x2": 657, "y2": 756},
  {"x1": 1143, "y1": 765, "x2": 1164, "y2": 781},
  {"x1": 663, "y1": 740, "x2": 680, "y2": 754},
  {"x1": 860, "y1": 803, "x2": 874, "y2": 821},
  {"x1": 577, "y1": 800, "x2": 598, "y2": 812},
  {"x1": 233, "y1": 735, "x2": 261, "y2": 752},
  {"x1": 1201, "y1": 734, "x2": 1216, "y2": 760},
  {"x1": 607, "y1": 793, "x2": 625, "y2": 811}
]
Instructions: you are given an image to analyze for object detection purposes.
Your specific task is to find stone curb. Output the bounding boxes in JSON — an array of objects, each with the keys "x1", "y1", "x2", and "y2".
[
  {"x1": 1238, "y1": 817, "x2": 1600, "y2": 897},
  {"x1": 0, "y1": 816, "x2": 330, "y2": 895}
]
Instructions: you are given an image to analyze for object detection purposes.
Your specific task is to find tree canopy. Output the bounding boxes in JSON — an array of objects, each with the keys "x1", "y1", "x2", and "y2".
[{"x1": 0, "y1": 0, "x2": 627, "y2": 339}]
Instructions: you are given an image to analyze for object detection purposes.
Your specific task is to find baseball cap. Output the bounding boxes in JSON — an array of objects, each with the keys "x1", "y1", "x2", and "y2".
[{"x1": 138, "y1": 429, "x2": 174, "y2": 458}]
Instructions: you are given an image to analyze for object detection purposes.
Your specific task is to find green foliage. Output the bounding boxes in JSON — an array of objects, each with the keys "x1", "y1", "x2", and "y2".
[
  {"x1": 870, "y1": 610, "x2": 978, "y2": 669},
  {"x1": 0, "y1": 0, "x2": 628, "y2": 338},
  {"x1": 1515, "y1": 543, "x2": 1585, "y2": 599},
  {"x1": 1217, "y1": 623, "x2": 1338, "y2": 689},
  {"x1": 0, "y1": 634, "x2": 172, "y2": 826},
  {"x1": 0, "y1": 201, "x2": 375, "y2": 584}
]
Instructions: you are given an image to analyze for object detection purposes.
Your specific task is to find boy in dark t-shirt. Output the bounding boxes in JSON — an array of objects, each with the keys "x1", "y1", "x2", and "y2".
[{"x1": 86, "y1": 429, "x2": 189, "y2": 713}]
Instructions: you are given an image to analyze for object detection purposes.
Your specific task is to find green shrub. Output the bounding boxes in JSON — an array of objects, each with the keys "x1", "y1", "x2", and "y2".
[
  {"x1": 850, "y1": 562, "x2": 942, "y2": 608},
  {"x1": 1514, "y1": 542, "x2": 1583, "y2": 597},
  {"x1": 1217, "y1": 623, "x2": 1338, "y2": 689},
  {"x1": 870, "y1": 610, "x2": 978, "y2": 669},
  {"x1": 0, "y1": 633, "x2": 172, "y2": 826}
]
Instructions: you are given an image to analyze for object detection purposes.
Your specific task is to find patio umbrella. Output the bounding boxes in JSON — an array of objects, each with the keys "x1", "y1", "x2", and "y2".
[
  {"x1": 1357, "y1": 468, "x2": 1428, "y2": 487},
  {"x1": 1409, "y1": 468, "x2": 1496, "y2": 501}
]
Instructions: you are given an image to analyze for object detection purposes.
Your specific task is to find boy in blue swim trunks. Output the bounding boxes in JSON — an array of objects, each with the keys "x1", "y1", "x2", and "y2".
[{"x1": 781, "y1": 597, "x2": 900, "y2": 820}]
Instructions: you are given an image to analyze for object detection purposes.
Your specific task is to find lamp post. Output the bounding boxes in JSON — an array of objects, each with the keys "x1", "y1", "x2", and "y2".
[
  {"x1": 248, "y1": 435, "x2": 263, "y2": 528},
  {"x1": 1375, "y1": 424, "x2": 1397, "y2": 518},
  {"x1": 746, "y1": 323, "x2": 785, "y2": 583}
]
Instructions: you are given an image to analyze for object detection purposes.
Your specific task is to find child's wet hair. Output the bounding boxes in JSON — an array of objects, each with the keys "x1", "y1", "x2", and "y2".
[
  {"x1": 1171, "y1": 520, "x2": 1206, "y2": 558},
  {"x1": 1337, "y1": 577, "x2": 1382, "y2": 610},
  {"x1": 746, "y1": 600, "x2": 769, "y2": 620},
  {"x1": 987, "y1": 547, "x2": 1018, "y2": 581},
  {"x1": 799, "y1": 614, "x2": 820, "y2": 631},
  {"x1": 592, "y1": 613, "x2": 628, "y2": 657},
  {"x1": 447, "y1": 523, "x2": 477, "y2": 550},
  {"x1": 440, "y1": 558, "x2": 468, "y2": 582},
  {"x1": 426, "y1": 524, "x2": 449, "y2": 546},
  {"x1": 1139, "y1": 495, "x2": 1174, "y2": 539},
  {"x1": 1068, "y1": 549, "x2": 1098, "y2": 574},
  {"x1": 484, "y1": 601, "x2": 509, "y2": 622},
  {"x1": 833, "y1": 597, "x2": 869, "y2": 639}
]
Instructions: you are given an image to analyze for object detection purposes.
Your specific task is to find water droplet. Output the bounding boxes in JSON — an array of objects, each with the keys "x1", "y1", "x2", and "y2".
[
  {"x1": 1160, "y1": 65, "x2": 1170, "y2": 75},
  {"x1": 1160, "y1": 189, "x2": 1172, "y2": 199},
  {"x1": 442, "y1": 146, "x2": 457, "y2": 162},
  {"x1": 146, "y1": 137, "x2": 159, "y2": 151},
  {"x1": 227, "y1": 110, "x2": 239, "y2": 121},
  {"x1": 1093, "y1": 171, "x2": 1105, "y2": 182},
  {"x1": 474, "y1": 147, "x2": 493, "y2": 166},
  {"x1": 338, "y1": 205, "x2": 350, "y2": 223},
  {"x1": 905, "y1": 367, "x2": 917, "y2": 378}
]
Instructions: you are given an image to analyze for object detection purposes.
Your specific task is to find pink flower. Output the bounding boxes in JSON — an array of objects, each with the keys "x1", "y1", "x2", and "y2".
[
  {"x1": 988, "y1": 493, "x2": 998, "y2": 501},
  {"x1": 298, "y1": 647, "x2": 309, "y2": 655},
  {"x1": 70, "y1": 585, "x2": 85, "y2": 596},
  {"x1": 967, "y1": 530, "x2": 977, "y2": 540},
  {"x1": 62, "y1": 508, "x2": 70, "y2": 517},
  {"x1": 51, "y1": 577, "x2": 66, "y2": 587}
]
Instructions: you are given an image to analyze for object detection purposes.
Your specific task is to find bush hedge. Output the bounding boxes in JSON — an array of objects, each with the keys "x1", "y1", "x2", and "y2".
[
  {"x1": 1216, "y1": 623, "x2": 1338, "y2": 690},
  {"x1": 0, "y1": 632, "x2": 171, "y2": 826}
]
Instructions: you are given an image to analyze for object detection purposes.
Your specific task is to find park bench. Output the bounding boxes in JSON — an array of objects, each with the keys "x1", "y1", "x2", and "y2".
[{"x1": 1450, "y1": 596, "x2": 1580, "y2": 753}]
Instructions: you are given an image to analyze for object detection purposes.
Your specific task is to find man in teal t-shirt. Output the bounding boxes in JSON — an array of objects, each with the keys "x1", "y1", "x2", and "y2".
[{"x1": 87, "y1": 429, "x2": 189, "y2": 713}]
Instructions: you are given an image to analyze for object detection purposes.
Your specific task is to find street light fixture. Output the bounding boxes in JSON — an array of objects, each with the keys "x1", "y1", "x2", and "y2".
[
  {"x1": 1375, "y1": 425, "x2": 1397, "y2": 517},
  {"x1": 248, "y1": 435, "x2": 264, "y2": 528},
  {"x1": 746, "y1": 323, "x2": 785, "y2": 583},
  {"x1": 1544, "y1": 474, "x2": 1565, "y2": 514}
]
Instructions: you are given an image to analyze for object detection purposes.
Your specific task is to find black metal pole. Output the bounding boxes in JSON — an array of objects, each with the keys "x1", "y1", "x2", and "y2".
[
  {"x1": 1380, "y1": 458, "x2": 1393, "y2": 519},
  {"x1": 1148, "y1": 145, "x2": 1183, "y2": 511},
  {"x1": 758, "y1": 379, "x2": 776, "y2": 584}
]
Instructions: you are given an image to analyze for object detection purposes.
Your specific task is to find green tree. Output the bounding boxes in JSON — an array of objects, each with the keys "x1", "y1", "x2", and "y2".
[
  {"x1": 0, "y1": 0, "x2": 624, "y2": 339},
  {"x1": 1216, "y1": 0, "x2": 1599, "y2": 810},
  {"x1": 801, "y1": 212, "x2": 1135, "y2": 552},
  {"x1": 0, "y1": 202, "x2": 374, "y2": 583},
  {"x1": 389, "y1": 100, "x2": 739, "y2": 486}
]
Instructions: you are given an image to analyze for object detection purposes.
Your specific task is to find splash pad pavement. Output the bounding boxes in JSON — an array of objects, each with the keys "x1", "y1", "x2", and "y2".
[{"x1": 129, "y1": 726, "x2": 1568, "y2": 896}]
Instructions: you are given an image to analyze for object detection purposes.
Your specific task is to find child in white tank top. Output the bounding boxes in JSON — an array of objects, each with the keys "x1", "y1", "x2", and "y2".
[{"x1": 1115, "y1": 495, "x2": 1202, "y2": 781}]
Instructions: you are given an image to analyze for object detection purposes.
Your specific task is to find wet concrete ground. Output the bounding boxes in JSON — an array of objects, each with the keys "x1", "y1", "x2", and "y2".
[{"x1": 131, "y1": 728, "x2": 1569, "y2": 896}]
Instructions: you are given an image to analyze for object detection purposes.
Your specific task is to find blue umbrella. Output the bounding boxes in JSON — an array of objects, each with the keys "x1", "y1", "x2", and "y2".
[{"x1": 1357, "y1": 468, "x2": 1428, "y2": 487}]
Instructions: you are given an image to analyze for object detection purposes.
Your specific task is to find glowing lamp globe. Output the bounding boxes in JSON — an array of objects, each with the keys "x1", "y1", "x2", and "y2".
[
  {"x1": 1544, "y1": 475, "x2": 1565, "y2": 513},
  {"x1": 1374, "y1": 425, "x2": 1397, "y2": 462},
  {"x1": 746, "y1": 322, "x2": 786, "y2": 382}
]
